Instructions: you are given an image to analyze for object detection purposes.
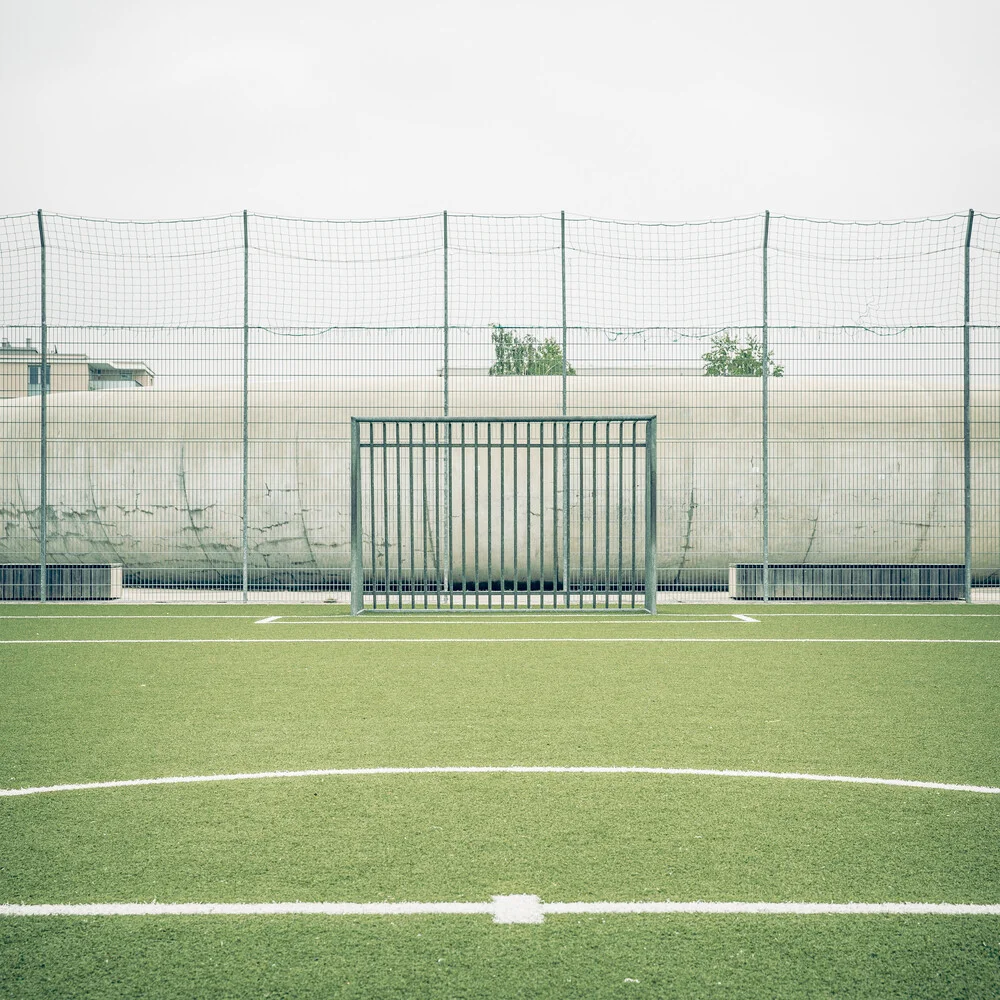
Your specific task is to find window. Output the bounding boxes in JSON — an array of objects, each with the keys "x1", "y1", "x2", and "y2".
[{"x1": 28, "y1": 364, "x2": 51, "y2": 395}]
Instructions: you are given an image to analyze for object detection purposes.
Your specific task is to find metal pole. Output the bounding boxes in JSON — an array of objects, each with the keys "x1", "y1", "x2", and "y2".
[
  {"x1": 37, "y1": 210, "x2": 48, "y2": 603},
  {"x1": 442, "y1": 211, "x2": 449, "y2": 416},
  {"x1": 561, "y1": 212, "x2": 570, "y2": 605},
  {"x1": 242, "y1": 210, "x2": 250, "y2": 603},
  {"x1": 561, "y1": 211, "x2": 568, "y2": 418},
  {"x1": 368, "y1": 423, "x2": 376, "y2": 605},
  {"x1": 442, "y1": 211, "x2": 453, "y2": 597},
  {"x1": 563, "y1": 419, "x2": 571, "y2": 607},
  {"x1": 761, "y1": 210, "x2": 771, "y2": 602},
  {"x1": 963, "y1": 209, "x2": 974, "y2": 603},
  {"x1": 644, "y1": 416, "x2": 657, "y2": 614},
  {"x1": 350, "y1": 419, "x2": 362, "y2": 614}
]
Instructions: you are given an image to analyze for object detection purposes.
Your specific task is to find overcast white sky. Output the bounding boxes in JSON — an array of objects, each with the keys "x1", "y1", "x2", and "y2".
[{"x1": 1, "y1": 0, "x2": 997, "y2": 221}]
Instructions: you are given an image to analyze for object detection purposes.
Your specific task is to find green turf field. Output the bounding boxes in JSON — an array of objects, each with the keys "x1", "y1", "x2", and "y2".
[{"x1": 1, "y1": 604, "x2": 998, "y2": 998}]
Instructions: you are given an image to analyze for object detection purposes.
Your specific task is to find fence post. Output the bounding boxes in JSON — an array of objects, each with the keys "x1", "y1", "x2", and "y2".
[
  {"x1": 761, "y1": 210, "x2": 771, "y2": 602},
  {"x1": 442, "y1": 211, "x2": 449, "y2": 416},
  {"x1": 442, "y1": 211, "x2": 453, "y2": 596},
  {"x1": 36, "y1": 210, "x2": 48, "y2": 603},
  {"x1": 963, "y1": 209, "x2": 974, "y2": 603},
  {"x1": 561, "y1": 212, "x2": 570, "y2": 603},
  {"x1": 645, "y1": 416, "x2": 658, "y2": 614},
  {"x1": 242, "y1": 210, "x2": 250, "y2": 603},
  {"x1": 561, "y1": 211, "x2": 568, "y2": 417}
]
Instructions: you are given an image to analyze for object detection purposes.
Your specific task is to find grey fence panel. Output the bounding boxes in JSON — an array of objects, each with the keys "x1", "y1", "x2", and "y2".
[
  {"x1": 0, "y1": 215, "x2": 43, "y2": 590},
  {"x1": 971, "y1": 214, "x2": 1000, "y2": 593},
  {"x1": 767, "y1": 214, "x2": 973, "y2": 600}
]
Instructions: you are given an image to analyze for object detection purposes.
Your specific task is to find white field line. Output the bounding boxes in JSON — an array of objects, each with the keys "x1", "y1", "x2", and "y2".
[
  {"x1": 744, "y1": 613, "x2": 1000, "y2": 618},
  {"x1": 2, "y1": 897, "x2": 998, "y2": 922},
  {"x1": 255, "y1": 616, "x2": 756, "y2": 625},
  {"x1": 1, "y1": 612, "x2": 996, "y2": 622},
  {"x1": 3, "y1": 765, "x2": 998, "y2": 799},
  {"x1": 1, "y1": 612, "x2": 994, "y2": 624},
  {"x1": 323, "y1": 612, "x2": 1000, "y2": 619},
  {"x1": 0, "y1": 615, "x2": 262, "y2": 620},
  {"x1": 1, "y1": 638, "x2": 997, "y2": 645},
  {"x1": 306, "y1": 612, "x2": 1000, "y2": 620}
]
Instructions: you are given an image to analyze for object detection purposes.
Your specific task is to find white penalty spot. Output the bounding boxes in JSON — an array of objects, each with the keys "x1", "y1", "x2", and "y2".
[{"x1": 492, "y1": 894, "x2": 545, "y2": 924}]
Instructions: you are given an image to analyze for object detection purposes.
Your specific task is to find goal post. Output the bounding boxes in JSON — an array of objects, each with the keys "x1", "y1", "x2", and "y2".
[{"x1": 350, "y1": 416, "x2": 657, "y2": 613}]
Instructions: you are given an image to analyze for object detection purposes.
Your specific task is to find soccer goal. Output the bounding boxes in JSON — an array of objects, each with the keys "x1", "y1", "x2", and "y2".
[{"x1": 350, "y1": 416, "x2": 657, "y2": 613}]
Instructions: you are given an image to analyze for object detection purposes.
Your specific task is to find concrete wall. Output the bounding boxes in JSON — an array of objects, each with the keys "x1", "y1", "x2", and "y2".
[{"x1": 1, "y1": 376, "x2": 997, "y2": 584}]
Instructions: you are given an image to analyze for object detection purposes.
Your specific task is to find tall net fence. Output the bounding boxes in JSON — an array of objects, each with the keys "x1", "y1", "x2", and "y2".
[{"x1": 1, "y1": 210, "x2": 997, "y2": 602}]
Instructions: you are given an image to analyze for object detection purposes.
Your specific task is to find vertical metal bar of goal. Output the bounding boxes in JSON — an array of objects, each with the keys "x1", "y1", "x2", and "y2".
[
  {"x1": 447, "y1": 423, "x2": 454, "y2": 608},
  {"x1": 512, "y1": 422, "x2": 518, "y2": 608},
  {"x1": 487, "y1": 422, "x2": 493, "y2": 608},
  {"x1": 563, "y1": 421, "x2": 571, "y2": 607},
  {"x1": 474, "y1": 422, "x2": 480, "y2": 606},
  {"x1": 591, "y1": 421, "x2": 598, "y2": 608},
  {"x1": 499, "y1": 423, "x2": 505, "y2": 609},
  {"x1": 604, "y1": 421, "x2": 610, "y2": 608},
  {"x1": 410, "y1": 424, "x2": 416, "y2": 609},
  {"x1": 368, "y1": 423, "x2": 376, "y2": 608},
  {"x1": 579, "y1": 421, "x2": 585, "y2": 606},
  {"x1": 526, "y1": 423, "x2": 532, "y2": 607},
  {"x1": 539, "y1": 423, "x2": 546, "y2": 606},
  {"x1": 382, "y1": 422, "x2": 389, "y2": 608},
  {"x1": 434, "y1": 422, "x2": 442, "y2": 609},
  {"x1": 350, "y1": 418, "x2": 362, "y2": 614},
  {"x1": 395, "y1": 423, "x2": 402, "y2": 608},
  {"x1": 36, "y1": 210, "x2": 48, "y2": 603},
  {"x1": 551, "y1": 421, "x2": 558, "y2": 607},
  {"x1": 963, "y1": 209, "x2": 974, "y2": 603},
  {"x1": 420, "y1": 423, "x2": 426, "y2": 609},
  {"x1": 645, "y1": 416, "x2": 658, "y2": 614},
  {"x1": 617, "y1": 422, "x2": 624, "y2": 608},
  {"x1": 461, "y1": 423, "x2": 467, "y2": 607},
  {"x1": 631, "y1": 421, "x2": 638, "y2": 608}
]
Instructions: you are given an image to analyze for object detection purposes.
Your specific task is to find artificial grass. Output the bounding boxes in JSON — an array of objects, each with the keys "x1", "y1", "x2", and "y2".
[
  {"x1": 3, "y1": 775, "x2": 998, "y2": 905},
  {"x1": 1, "y1": 606, "x2": 998, "y2": 788},
  {"x1": 1, "y1": 604, "x2": 998, "y2": 998},
  {"x1": 2, "y1": 917, "x2": 998, "y2": 1000}
]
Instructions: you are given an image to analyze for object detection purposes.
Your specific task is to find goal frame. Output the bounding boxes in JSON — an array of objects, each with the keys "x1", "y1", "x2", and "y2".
[{"x1": 350, "y1": 416, "x2": 657, "y2": 614}]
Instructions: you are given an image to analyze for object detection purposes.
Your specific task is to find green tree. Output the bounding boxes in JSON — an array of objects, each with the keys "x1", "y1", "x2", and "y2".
[
  {"x1": 701, "y1": 333, "x2": 784, "y2": 377},
  {"x1": 488, "y1": 324, "x2": 576, "y2": 376}
]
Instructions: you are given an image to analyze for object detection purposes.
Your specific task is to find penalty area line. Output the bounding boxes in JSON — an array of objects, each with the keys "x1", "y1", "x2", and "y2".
[
  {"x1": 2, "y1": 898, "x2": 998, "y2": 923},
  {"x1": 254, "y1": 616, "x2": 758, "y2": 625},
  {"x1": 1, "y1": 637, "x2": 997, "y2": 645},
  {"x1": 3, "y1": 765, "x2": 998, "y2": 798}
]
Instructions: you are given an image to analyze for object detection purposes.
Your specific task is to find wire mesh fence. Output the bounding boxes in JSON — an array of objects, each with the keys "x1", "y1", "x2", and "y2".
[{"x1": 0, "y1": 209, "x2": 997, "y2": 602}]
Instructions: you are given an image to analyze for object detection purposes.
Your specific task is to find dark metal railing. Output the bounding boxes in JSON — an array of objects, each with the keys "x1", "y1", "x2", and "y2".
[{"x1": 351, "y1": 416, "x2": 657, "y2": 613}]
